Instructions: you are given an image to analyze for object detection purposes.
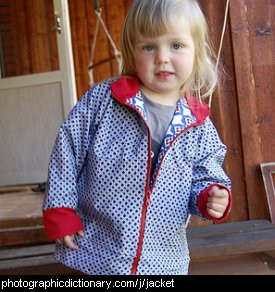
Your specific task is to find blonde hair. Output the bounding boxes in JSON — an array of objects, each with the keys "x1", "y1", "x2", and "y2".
[{"x1": 121, "y1": 0, "x2": 217, "y2": 99}]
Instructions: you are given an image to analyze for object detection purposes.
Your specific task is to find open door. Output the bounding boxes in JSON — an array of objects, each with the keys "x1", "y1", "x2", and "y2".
[{"x1": 0, "y1": 0, "x2": 76, "y2": 186}]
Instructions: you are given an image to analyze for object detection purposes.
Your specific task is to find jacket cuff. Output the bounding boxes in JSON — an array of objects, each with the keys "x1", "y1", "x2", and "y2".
[
  {"x1": 43, "y1": 208, "x2": 84, "y2": 240},
  {"x1": 197, "y1": 184, "x2": 232, "y2": 223}
]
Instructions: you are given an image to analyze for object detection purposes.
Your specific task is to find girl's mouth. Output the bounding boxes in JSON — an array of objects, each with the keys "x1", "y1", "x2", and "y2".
[{"x1": 155, "y1": 71, "x2": 175, "y2": 80}]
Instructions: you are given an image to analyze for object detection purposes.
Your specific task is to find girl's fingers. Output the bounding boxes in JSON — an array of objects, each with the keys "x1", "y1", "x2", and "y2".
[
  {"x1": 64, "y1": 234, "x2": 79, "y2": 250},
  {"x1": 77, "y1": 230, "x2": 84, "y2": 237},
  {"x1": 206, "y1": 208, "x2": 224, "y2": 219},
  {"x1": 56, "y1": 238, "x2": 63, "y2": 245},
  {"x1": 56, "y1": 231, "x2": 84, "y2": 250},
  {"x1": 207, "y1": 202, "x2": 226, "y2": 213},
  {"x1": 209, "y1": 187, "x2": 228, "y2": 199}
]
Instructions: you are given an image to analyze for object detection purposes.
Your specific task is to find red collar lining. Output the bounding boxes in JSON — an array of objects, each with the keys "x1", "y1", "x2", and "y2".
[{"x1": 110, "y1": 76, "x2": 210, "y2": 122}]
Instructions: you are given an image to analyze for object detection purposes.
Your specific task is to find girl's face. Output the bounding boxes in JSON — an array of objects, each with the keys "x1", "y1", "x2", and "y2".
[{"x1": 134, "y1": 16, "x2": 195, "y2": 103}]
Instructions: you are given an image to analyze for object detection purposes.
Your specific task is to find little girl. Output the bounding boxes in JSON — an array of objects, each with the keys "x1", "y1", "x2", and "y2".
[{"x1": 43, "y1": 0, "x2": 232, "y2": 275}]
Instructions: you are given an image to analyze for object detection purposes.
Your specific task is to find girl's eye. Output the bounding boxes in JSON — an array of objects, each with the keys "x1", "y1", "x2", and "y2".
[
  {"x1": 172, "y1": 43, "x2": 183, "y2": 50},
  {"x1": 143, "y1": 45, "x2": 155, "y2": 52}
]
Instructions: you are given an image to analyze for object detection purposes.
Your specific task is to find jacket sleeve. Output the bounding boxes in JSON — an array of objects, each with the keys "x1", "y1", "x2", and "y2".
[
  {"x1": 188, "y1": 118, "x2": 232, "y2": 223},
  {"x1": 43, "y1": 86, "x2": 101, "y2": 240}
]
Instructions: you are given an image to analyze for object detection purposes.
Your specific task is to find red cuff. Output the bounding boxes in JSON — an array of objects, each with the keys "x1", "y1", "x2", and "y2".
[
  {"x1": 197, "y1": 184, "x2": 232, "y2": 223},
  {"x1": 43, "y1": 208, "x2": 84, "y2": 240}
]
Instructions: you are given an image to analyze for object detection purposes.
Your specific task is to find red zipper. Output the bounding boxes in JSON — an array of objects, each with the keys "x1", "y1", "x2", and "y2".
[
  {"x1": 126, "y1": 101, "x2": 205, "y2": 275},
  {"x1": 130, "y1": 111, "x2": 152, "y2": 275},
  {"x1": 130, "y1": 189, "x2": 151, "y2": 275}
]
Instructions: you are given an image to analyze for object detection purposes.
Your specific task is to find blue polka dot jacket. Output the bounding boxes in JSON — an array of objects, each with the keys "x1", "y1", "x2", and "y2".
[{"x1": 43, "y1": 76, "x2": 232, "y2": 275}]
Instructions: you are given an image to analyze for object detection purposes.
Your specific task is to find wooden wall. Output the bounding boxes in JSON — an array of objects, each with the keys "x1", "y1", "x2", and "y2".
[
  {"x1": 229, "y1": 0, "x2": 274, "y2": 220},
  {"x1": 68, "y1": 0, "x2": 275, "y2": 225},
  {"x1": 198, "y1": 0, "x2": 249, "y2": 224},
  {"x1": 68, "y1": 0, "x2": 132, "y2": 97},
  {"x1": 200, "y1": 0, "x2": 274, "y2": 222}
]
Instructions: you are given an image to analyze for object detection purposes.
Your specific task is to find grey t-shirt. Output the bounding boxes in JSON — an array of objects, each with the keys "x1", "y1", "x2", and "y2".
[{"x1": 143, "y1": 94, "x2": 176, "y2": 177}]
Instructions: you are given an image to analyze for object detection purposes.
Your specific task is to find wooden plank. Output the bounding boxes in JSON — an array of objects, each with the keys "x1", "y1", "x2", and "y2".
[
  {"x1": 0, "y1": 192, "x2": 44, "y2": 221},
  {"x1": 105, "y1": 0, "x2": 125, "y2": 76},
  {"x1": 0, "y1": 244, "x2": 55, "y2": 260},
  {"x1": 92, "y1": 0, "x2": 113, "y2": 82},
  {"x1": 0, "y1": 264, "x2": 75, "y2": 275},
  {"x1": 0, "y1": 0, "x2": 19, "y2": 77},
  {"x1": 0, "y1": 255, "x2": 56, "y2": 270},
  {"x1": 189, "y1": 228, "x2": 275, "y2": 259},
  {"x1": 229, "y1": 0, "x2": 272, "y2": 220},
  {"x1": 0, "y1": 217, "x2": 43, "y2": 229},
  {"x1": 0, "y1": 184, "x2": 38, "y2": 194},
  {"x1": 199, "y1": 0, "x2": 249, "y2": 222},
  {"x1": 0, "y1": 225, "x2": 49, "y2": 247},
  {"x1": 24, "y1": 0, "x2": 52, "y2": 73},
  {"x1": 188, "y1": 220, "x2": 275, "y2": 259},
  {"x1": 187, "y1": 220, "x2": 274, "y2": 239},
  {"x1": 15, "y1": 0, "x2": 32, "y2": 75},
  {"x1": 68, "y1": 0, "x2": 91, "y2": 97},
  {"x1": 46, "y1": 0, "x2": 59, "y2": 72},
  {"x1": 0, "y1": 244, "x2": 72, "y2": 275},
  {"x1": 246, "y1": 0, "x2": 275, "y2": 164}
]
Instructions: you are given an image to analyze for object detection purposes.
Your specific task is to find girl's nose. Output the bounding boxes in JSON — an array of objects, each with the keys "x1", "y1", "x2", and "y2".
[{"x1": 155, "y1": 48, "x2": 170, "y2": 64}]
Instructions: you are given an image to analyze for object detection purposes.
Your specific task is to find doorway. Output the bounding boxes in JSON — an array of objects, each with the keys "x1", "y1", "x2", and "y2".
[{"x1": 0, "y1": 0, "x2": 76, "y2": 186}]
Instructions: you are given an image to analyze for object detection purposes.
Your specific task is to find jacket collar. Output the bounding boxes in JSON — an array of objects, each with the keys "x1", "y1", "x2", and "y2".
[{"x1": 110, "y1": 76, "x2": 210, "y2": 123}]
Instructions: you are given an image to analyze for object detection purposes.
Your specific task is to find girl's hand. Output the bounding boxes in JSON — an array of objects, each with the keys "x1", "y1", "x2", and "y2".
[
  {"x1": 206, "y1": 186, "x2": 229, "y2": 219},
  {"x1": 56, "y1": 231, "x2": 84, "y2": 250}
]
